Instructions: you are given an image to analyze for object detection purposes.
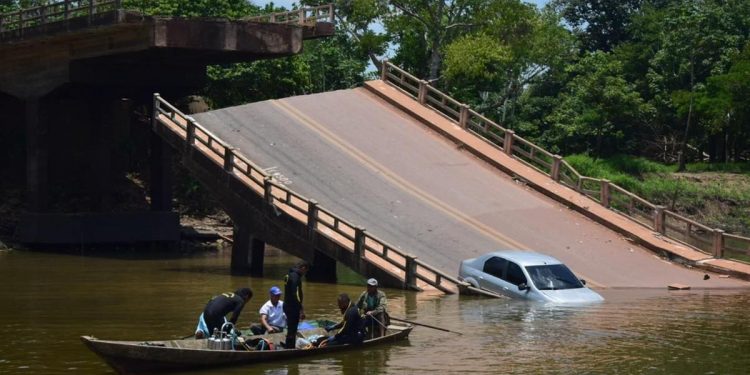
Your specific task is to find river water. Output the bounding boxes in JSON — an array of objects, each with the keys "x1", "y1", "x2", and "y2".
[{"x1": 1, "y1": 247, "x2": 749, "y2": 374}]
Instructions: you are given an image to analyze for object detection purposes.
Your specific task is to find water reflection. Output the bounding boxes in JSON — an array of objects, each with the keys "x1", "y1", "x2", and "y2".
[{"x1": 1, "y1": 249, "x2": 749, "y2": 374}]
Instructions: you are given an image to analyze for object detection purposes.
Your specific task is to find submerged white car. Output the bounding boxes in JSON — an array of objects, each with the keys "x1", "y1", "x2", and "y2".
[{"x1": 459, "y1": 251, "x2": 603, "y2": 303}]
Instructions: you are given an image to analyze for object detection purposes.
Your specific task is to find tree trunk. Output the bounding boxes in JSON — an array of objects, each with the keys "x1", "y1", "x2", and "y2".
[{"x1": 677, "y1": 60, "x2": 696, "y2": 172}]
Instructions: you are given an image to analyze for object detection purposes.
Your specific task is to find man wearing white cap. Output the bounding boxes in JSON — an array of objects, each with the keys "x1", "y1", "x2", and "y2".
[
  {"x1": 250, "y1": 286, "x2": 287, "y2": 335},
  {"x1": 355, "y1": 278, "x2": 388, "y2": 338}
]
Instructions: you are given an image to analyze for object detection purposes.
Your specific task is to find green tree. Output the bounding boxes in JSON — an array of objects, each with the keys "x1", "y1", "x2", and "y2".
[
  {"x1": 442, "y1": 3, "x2": 575, "y2": 127},
  {"x1": 693, "y1": 44, "x2": 750, "y2": 161},
  {"x1": 550, "y1": 0, "x2": 644, "y2": 52},
  {"x1": 122, "y1": 0, "x2": 258, "y2": 18},
  {"x1": 544, "y1": 51, "x2": 654, "y2": 157},
  {"x1": 646, "y1": 0, "x2": 750, "y2": 170}
]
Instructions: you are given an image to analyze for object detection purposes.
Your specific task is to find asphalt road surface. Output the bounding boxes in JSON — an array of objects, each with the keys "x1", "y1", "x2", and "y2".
[{"x1": 193, "y1": 88, "x2": 748, "y2": 290}]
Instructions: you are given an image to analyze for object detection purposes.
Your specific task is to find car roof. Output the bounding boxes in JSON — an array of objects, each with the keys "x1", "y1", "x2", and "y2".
[{"x1": 482, "y1": 250, "x2": 563, "y2": 267}]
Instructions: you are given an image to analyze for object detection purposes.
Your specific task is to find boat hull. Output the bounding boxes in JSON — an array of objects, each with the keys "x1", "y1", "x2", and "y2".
[{"x1": 82, "y1": 324, "x2": 412, "y2": 374}]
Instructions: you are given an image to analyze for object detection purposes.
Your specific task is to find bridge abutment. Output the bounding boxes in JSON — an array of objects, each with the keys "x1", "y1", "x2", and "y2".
[
  {"x1": 25, "y1": 97, "x2": 49, "y2": 212},
  {"x1": 307, "y1": 250, "x2": 337, "y2": 283},
  {"x1": 230, "y1": 223, "x2": 267, "y2": 276},
  {"x1": 149, "y1": 132, "x2": 175, "y2": 212}
]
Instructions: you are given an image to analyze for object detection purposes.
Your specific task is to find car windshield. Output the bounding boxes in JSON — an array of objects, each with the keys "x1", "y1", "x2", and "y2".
[{"x1": 526, "y1": 264, "x2": 584, "y2": 290}]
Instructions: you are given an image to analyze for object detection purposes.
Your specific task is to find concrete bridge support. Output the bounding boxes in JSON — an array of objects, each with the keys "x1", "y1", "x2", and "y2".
[
  {"x1": 25, "y1": 97, "x2": 49, "y2": 212},
  {"x1": 230, "y1": 223, "x2": 267, "y2": 276},
  {"x1": 308, "y1": 250, "x2": 337, "y2": 283},
  {"x1": 149, "y1": 132, "x2": 174, "y2": 212},
  {"x1": 14, "y1": 88, "x2": 180, "y2": 244}
]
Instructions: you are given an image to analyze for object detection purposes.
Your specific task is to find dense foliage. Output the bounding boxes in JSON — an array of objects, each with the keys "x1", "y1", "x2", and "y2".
[{"x1": 334, "y1": 0, "x2": 750, "y2": 164}]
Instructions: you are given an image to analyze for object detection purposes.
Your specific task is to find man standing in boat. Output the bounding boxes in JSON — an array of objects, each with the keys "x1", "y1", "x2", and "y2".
[
  {"x1": 283, "y1": 260, "x2": 309, "y2": 349},
  {"x1": 195, "y1": 287, "x2": 253, "y2": 338},
  {"x1": 356, "y1": 278, "x2": 389, "y2": 338}
]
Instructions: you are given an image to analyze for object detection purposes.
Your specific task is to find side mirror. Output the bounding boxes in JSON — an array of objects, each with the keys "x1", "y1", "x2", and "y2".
[
  {"x1": 518, "y1": 283, "x2": 529, "y2": 291},
  {"x1": 580, "y1": 279, "x2": 587, "y2": 285}
]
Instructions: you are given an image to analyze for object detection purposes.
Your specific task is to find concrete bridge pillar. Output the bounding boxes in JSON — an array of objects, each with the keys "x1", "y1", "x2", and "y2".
[
  {"x1": 249, "y1": 237, "x2": 265, "y2": 276},
  {"x1": 149, "y1": 131, "x2": 174, "y2": 212},
  {"x1": 231, "y1": 223, "x2": 266, "y2": 276},
  {"x1": 25, "y1": 97, "x2": 49, "y2": 212},
  {"x1": 307, "y1": 250, "x2": 337, "y2": 283}
]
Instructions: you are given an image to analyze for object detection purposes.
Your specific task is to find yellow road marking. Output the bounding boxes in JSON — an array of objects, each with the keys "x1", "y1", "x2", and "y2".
[{"x1": 271, "y1": 99, "x2": 605, "y2": 288}]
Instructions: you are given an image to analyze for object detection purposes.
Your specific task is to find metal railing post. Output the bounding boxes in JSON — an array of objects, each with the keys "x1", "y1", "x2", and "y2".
[
  {"x1": 185, "y1": 118, "x2": 196, "y2": 151},
  {"x1": 405, "y1": 255, "x2": 418, "y2": 289},
  {"x1": 151, "y1": 93, "x2": 160, "y2": 131},
  {"x1": 654, "y1": 205, "x2": 666, "y2": 234},
  {"x1": 307, "y1": 199, "x2": 318, "y2": 240},
  {"x1": 712, "y1": 229, "x2": 725, "y2": 258},
  {"x1": 89, "y1": 0, "x2": 95, "y2": 24},
  {"x1": 263, "y1": 176, "x2": 273, "y2": 204},
  {"x1": 504, "y1": 130, "x2": 515, "y2": 156},
  {"x1": 551, "y1": 155, "x2": 562, "y2": 182},
  {"x1": 459, "y1": 104, "x2": 469, "y2": 128},
  {"x1": 600, "y1": 179, "x2": 611, "y2": 208},
  {"x1": 380, "y1": 59, "x2": 389, "y2": 81},
  {"x1": 40, "y1": 4, "x2": 47, "y2": 27},
  {"x1": 418, "y1": 80, "x2": 428, "y2": 104},
  {"x1": 354, "y1": 226, "x2": 365, "y2": 259},
  {"x1": 223, "y1": 148, "x2": 235, "y2": 173}
]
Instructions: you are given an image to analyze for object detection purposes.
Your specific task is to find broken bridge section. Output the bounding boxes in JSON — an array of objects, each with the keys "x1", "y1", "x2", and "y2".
[
  {"x1": 0, "y1": 2, "x2": 335, "y2": 246},
  {"x1": 153, "y1": 96, "x2": 462, "y2": 293}
]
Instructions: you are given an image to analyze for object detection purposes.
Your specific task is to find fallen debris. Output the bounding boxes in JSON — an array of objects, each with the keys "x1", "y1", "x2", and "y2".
[{"x1": 668, "y1": 283, "x2": 691, "y2": 290}]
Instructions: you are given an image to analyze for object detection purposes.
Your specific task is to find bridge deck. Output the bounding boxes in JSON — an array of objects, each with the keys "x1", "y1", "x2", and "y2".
[{"x1": 192, "y1": 87, "x2": 749, "y2": 289}]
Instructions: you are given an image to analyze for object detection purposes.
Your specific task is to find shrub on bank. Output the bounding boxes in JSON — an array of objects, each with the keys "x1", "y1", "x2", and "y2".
[{"x1": 565, "y1": 155, "x2": 750, "y2": 236}]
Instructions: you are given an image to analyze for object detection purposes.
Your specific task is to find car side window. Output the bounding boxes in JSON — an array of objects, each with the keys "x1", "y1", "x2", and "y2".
[
  {"x1": 506, "y1": 262, "x2": 527, "y2": 286},
  {"x1": 482, "y1": 257, "x2": 507, "y2": 279}
]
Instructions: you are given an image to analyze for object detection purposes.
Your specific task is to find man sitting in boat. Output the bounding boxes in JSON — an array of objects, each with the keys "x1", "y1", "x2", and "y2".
[
  {"x1": 321, "y1": 293, "x2": 365, "y2": 347},
  {"x1": 250, "y1": 286, "x2": 286, "y2": 335},
  {"x1": 356, "y1": 278, "x2": 389, "y2": 338},
  {"x1": 195, "y1": 288, "x2": 253, "y2": 339}
]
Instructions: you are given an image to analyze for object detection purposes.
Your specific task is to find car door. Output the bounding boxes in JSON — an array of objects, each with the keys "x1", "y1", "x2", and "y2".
[
  {"x1": 504, "y1": 261, "x2": 530, "y2": 299},
  {"x1": 481, "y1": 256, "x2": 514, "y2": 296}
]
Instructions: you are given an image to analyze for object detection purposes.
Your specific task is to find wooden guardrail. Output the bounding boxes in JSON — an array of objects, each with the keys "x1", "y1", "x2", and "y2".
[
  {"x1": 153, "y1": 94, "x2": 464, "y2": 293},
  {"x1": 0, "y1": 0, "x2": 121, "y2": 36},
  {"x1": 381, "y1": 61, "x2": 750, "y2": 263},
  {"x1": 245, "y1": 4, "x2": 334, "y2": 24}
]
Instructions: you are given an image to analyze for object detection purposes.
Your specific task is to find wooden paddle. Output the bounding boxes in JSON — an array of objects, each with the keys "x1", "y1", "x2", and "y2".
[{"x1": 389, "y1": 317, "x2": 462, "y2": 335}]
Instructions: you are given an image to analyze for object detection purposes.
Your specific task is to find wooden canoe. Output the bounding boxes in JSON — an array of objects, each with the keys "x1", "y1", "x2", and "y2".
[{"x1": 81, "y1": 323, "x2": 413, "y2": 374}]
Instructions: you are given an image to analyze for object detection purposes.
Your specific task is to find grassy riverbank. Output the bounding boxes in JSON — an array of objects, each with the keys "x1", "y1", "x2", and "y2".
[{"x1": 565, "y1": 155, "x2": 750, "y2": 237}]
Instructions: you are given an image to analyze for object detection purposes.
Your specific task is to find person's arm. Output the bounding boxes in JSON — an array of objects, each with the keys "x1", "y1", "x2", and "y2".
[
  {"x1": 355, "y1": 292, "x2": 366, "y2": 312},
  {"x1": 260, "y1": 314, "x2": 277, "y2": 333},
  {"x1": 371, "y1": 292, "x2": 387, "y2": 315},
  {"x1": 297, "y1": 279, "x2": 305, "y2": 320},
  {"x1": 228, "y1": 296, "x2": 245, "y2": 324}
]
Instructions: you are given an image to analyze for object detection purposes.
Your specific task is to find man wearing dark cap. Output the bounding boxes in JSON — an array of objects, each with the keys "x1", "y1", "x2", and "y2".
[
  {"x1": 195, "y1": 288, "x2": 252, "y2": 338},
  {"x1": 356, "y1": 278, "x2": 388, "y2": 338},
  {"x1": 283, "y1": 260, "x2": 309, "y2": 349}
]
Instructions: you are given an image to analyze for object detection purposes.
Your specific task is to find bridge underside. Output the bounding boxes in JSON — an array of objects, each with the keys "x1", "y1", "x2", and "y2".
[
  {"x1": 0, "y1": 10, "x2": 328, "y2": 98},
  {"x1": 0, "y1": 9, "x2": 334, "y2": 246}
]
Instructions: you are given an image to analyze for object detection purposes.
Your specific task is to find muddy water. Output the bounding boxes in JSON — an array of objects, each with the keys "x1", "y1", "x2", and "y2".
[{"x1": 1, "y1": 248, "x2": 749, "y2": 374}]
